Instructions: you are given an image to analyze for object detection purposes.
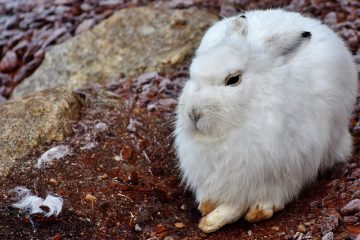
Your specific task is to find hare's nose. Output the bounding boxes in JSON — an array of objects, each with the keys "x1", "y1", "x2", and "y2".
[{"x1": 188, "y1": 108, "x2": 202, "y2": 125}]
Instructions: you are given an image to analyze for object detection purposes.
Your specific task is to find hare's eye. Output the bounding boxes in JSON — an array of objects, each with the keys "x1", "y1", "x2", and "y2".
[{"x1": 225, "y1": 72, "x2": 242, "y2": 86}]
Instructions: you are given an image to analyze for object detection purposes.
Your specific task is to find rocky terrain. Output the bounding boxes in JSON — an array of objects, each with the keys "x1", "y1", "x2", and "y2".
[{"x1": 0, "y1": 0, "x2": 359, "y2": 239}]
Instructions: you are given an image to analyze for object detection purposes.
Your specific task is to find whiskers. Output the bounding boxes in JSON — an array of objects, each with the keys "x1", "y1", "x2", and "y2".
[
  {"x1": 143, "y1": 102, "x2": 240, "y2": 166},
  {"x1": 142, "y1": 107, "x2": 180, "y2": 166}
]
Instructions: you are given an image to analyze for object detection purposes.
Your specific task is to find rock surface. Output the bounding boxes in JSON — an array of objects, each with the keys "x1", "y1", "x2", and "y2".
[
  {"x1": 341, "y1": 199, "x2": 360, "y2": 215},
  {"x1": 0, "y1": 87, "x2": 82, "y2": 177},
  {"x1": 11, "y1": 7, "x2": 218, "y2": 98}
]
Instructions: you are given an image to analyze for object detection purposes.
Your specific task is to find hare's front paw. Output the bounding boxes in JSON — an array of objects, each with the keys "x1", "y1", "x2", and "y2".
[
  {"x1": 198, "y1": 200, "x2": 217, "y2": 216},
  {"x1": 244, "y1": 202, "x2": 284, "y2": 223},
  {"x1": 198, "y1": 204, "x2": 244, "y2": 233}
]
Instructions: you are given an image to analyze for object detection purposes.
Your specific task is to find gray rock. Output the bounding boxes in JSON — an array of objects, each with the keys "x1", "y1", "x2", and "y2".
[
  {"x1": 319, "y1": 215, "x2": 339, "y2": 235},
  {"x1": 353, "y1": 190, "x2": 360, "y2": 199},
  {"x1": 343, "y1": 215, "x2": 359, "y2": 223},
  {"x1": 322, "y1": 232, "x2": 334, "y2": 240},
  {"x1": 0, "y1": 87, "x2": 82, "y2": 177},
  {"x1": 341, "y1": 199, "x2": 360, "y2": 215},
  {"x1": 0, "y1": 95, "x2": 7, "y2": 104},
  {"x1": 292, "y1": 232, "x2": 305, "y2": 240},
  {"x1": 12, "y1": 7, "x2": 218, "y2": 98}
]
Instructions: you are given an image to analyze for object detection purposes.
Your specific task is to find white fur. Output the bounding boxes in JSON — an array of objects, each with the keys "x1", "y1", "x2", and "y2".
[
  {"x1": 36, "y1": 145, "x2": 71, "y2": 168},
  {"x1": 175, "y1": 9, "x2": 357, "y2": 229},
  {"x1": 42, "y1": 195, "x2": 64, "y2": 217},
  {"x1": 11, "y1": 187, "x2": 63, "y2": 217}
]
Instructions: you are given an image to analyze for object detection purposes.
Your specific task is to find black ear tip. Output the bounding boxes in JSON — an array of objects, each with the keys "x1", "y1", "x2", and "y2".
[
  {"x1": 301, "y1": 31, "x2": 311, "y2": 38},
  {"x1": 240, "y1": 15, "x2": 246, "y2": 18}
]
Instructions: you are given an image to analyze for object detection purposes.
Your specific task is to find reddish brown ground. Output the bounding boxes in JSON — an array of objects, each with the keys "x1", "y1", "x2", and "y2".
[
  {"x1": 0, "y1": 0, "x2": 359, "y2": 239},
  {"x1": 0, "y1": 72, "x2": 359, "y2": 239}
]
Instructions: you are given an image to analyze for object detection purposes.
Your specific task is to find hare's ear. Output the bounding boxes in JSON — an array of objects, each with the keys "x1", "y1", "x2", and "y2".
[
  {"x1": 267, "y1": 31, "x2": 311, "y2": 57},
  {"x1": 232, "y1": 15, "x2": 248, "y2": 37}
]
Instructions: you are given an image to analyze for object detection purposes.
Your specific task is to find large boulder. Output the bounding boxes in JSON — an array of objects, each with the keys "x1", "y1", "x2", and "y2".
[
  {"x1": 0, "y1": 87, "x2": 82, "y2": 177},
  {"x1": 12, "y1": 7, "x2": 218, "y2": 98}
]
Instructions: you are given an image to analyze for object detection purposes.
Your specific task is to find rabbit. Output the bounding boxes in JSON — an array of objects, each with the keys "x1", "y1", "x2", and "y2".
[{"x1": 174, "y1": 9, "x2": 357, "y2": 233}]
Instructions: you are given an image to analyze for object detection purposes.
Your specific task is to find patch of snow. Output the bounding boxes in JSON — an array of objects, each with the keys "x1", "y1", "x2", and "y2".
[
  {"x1": 11, "y1": 187, "x2": 63, "y2": 217},
  {"x1": 35, "y1": 145, "x2": 71, "y2": 168}
]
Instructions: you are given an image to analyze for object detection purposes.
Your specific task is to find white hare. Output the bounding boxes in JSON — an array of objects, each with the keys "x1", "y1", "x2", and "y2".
[{"x1": 174, "y1": 9, "x2": 357, "y2": 233}]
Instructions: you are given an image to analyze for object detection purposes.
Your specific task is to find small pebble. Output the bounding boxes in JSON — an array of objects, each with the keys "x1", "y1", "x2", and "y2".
[
  {"x1": 49, "y1": 178, "x2": 59, "y2": 185},
  {"x1": 0, "y1": 95, "x2": 7, "y2": 104},
  {"x1": 341, "y1": 199, "x2": 360, "y2": 215},
  {"x1": 310, "y1": 200, "x2": 323, "y2": 209},
  {"x1": 85, "y1": 193, "x2": 97, "y2": 202},
  {"x1": 154, "y1": 224, "x2": 166, "y2": 233},
  {"x1": 304, "y1": 220, "x2": 315, "y2": 226},
  {"x1": 52, "y1": 233, "x2": 62, "y2": 240},
  {"x1": 120, "y1": 145, "x2": 133, "y2": 161},
  {"x1": 98, "y1": 173, "x2": 108, "y2": 180},
  {"x1": 297, "y1": 224, "x2": 306, "y2": 233},
  {"x1": 343, "y1": 215, "x2": 359, "y2": 223},
  {"x1": 353, "y1": 190, "x2": 360, "y2": 199},
  {"x1": 174, "y1": 222, "x2": 185, "y2": 228},
  {"x1": 293, "y1": 232, "x2": 305, "y2": 240},
  {"x1": 134, "y1": 224, "x2": 142, "y2": 232},
  {"x1": 322, "y1": 232, "x2": 334, "y2": 240},
  {"x1": 271, "y1": 226, "x2": 280, "y2": 231},
  {"x1": 95, "y1": 122, "x2": 108, "y2": 132},
  {"x1": 75, "y1": 18, "x2": 95, "y2": 35},
  {"x1": 164, "y1": 237, "x2": 174, "y2": 240},
  {"x1": 318, "y1": 213, "x2": 340, "y2": 235}
]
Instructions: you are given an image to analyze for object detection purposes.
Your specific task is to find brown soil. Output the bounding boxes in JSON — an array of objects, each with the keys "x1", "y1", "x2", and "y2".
[
  {"x1": 0, "y1": 72, "x2": 359, "y2": 239},
  {"x1": 0, "y1": 0, "x2": 359, "y2": 239}
]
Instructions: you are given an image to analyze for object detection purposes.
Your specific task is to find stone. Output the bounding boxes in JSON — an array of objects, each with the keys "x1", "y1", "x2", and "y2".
[
  {"x1": 297, "y1": 224, "x2": 306, "y2": 233},
  {"x1": 353, "y1": 190, "x2": 360, "y2": 199},
  {"x1": 0, "y1": 87, "x2": 82, "y2": 177},
  {"x1": 318, "y1": 214, "x2": 339, "y2": 235},
  {"x1": 12, "y1": 7, "x2": 218, "y2": 98},
  {"x1": 174, "y1": 222, "x2": 185, "y2": 228},
  {"x1": 341, "y1": 199, "x2": 360, "y2": 215},
  {"x1": 322, "y1": 232, "x2": 334, "y2": 240},
  {"x1": 85, "y1": 193, "x2": 97, "y2": 202},
  {"x1": 0, "y1": 95, "x2": 7, "y2": 104},
  {"x1": 343, "y1": 215, "x2": 359, "y2": 223}
]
